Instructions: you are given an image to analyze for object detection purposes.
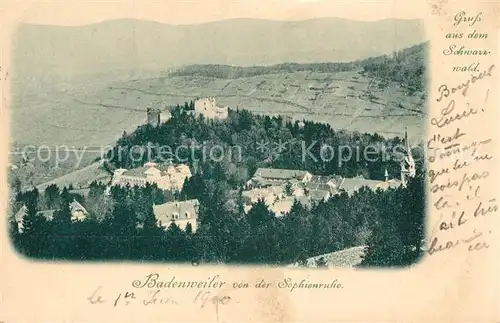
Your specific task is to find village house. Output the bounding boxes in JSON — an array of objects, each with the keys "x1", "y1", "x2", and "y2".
[
  {"x1": 336, "y1": 130, "x2": 415, "y2": 195},
  {"x1": 112, "y1": 162, "x2": 192, "y2": 192},
  {"x1": 13, "y1": 206, "x2": 55, "y2": 233},
  {"x1": 242, "y1": 180, "x2": 318, "y2": 215},
  {"x1": 194, "y1": 97, "x2": 229, "y2": 120},
  {"x1": 337, "y1": 175, "x2": 399, "y2": 196},
  {"x1": 246, "y1": 168, "x2": 313, "y2": 189},
  {"x1": 13, "y1": 199, "x2": 89, "y2": 232},
  {"x1": 269, "y1": 196, "x2": 310, "y2": 217},
  {"x1": 70, "y1": 199, "x2": 89, "y2": 221},
  {"x1": 242, "y1": 186, "x2": 285, "y2": 213},
  {"x1": 153, "y1": 199, "x2": 200, "y2": 232}
]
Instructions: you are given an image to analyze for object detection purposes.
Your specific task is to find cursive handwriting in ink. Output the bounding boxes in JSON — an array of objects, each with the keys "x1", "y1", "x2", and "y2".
[
  {"x1": 427, "y1": 230, "x2": 484, "y2": 255},
  {"x1": 474, "y1": 199, "x2": 498, "y2": 217},
  {"x1": 434, "y1": 196, "x2": 456, "y2": 210},
  {"x1": 429, "y1": 167, "x2": 450, "y2": 184},
  {"x1": 431, "y1": 100, "x2": 479, "y2": 128},
  {"x1": 436, "y1": 64, "x2": 495, "y2": 102},
  {"x1": 114, "y1": 291, "x2": 136, "y2": 307},
  {"x1": 143, "y1": 290, "x2": 177, "y2": 306},
  {"x1": 428, "y1": 128, "x2": 466, "y2": 149},
  {"x1": 438, "y1": 210, "x2": 468, "y2": 231},
  {"x1": 87, "y1": 286, "x2": 106, "y2": 305},
  {"x1": 194, "y1": 290, "x2": 231, "y2": 322},
  {"x1": 428, "y1": 138, "x2": 492, "y2": 163},
  {"x1": 430, "y1": 171, "x2": 489, "y2": 193}
]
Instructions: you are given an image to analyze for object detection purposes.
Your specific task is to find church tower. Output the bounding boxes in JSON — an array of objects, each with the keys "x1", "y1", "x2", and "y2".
[{"x1": 400, "y1": 128, "x2": 416, "y2": 187}]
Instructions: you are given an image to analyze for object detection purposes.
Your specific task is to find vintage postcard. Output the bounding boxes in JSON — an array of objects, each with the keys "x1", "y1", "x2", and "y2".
[{"x1": 0, "y1": 0, "x2": 498, "y2": 322}]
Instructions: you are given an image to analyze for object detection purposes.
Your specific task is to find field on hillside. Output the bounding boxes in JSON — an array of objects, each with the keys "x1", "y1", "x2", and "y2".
[
  {"x1": 79, "y1": 70, "x2": 426, "y2": 141},
  {"x1": 12, "y1": 70, "x2": 426, "y2": 147}
]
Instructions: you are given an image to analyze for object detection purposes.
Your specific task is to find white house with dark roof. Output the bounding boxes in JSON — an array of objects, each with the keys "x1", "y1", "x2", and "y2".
[
  {"x1": 112, "y1": 162, "x2": 192, "y2": 191},
  {"x1": 153, "y1": 199, "x2": 200, "y2": 232}
]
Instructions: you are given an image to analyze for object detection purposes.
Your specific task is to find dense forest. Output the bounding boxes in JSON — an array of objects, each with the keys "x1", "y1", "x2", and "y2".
[
  {"x1": 107, "y1": 106, "x2": 425, "y2": 185},
  {"x1": 171, "y1": 43, "x2": 427, "y2": 91},
  {"x1": 9, "y1": 103, "x2": 426, "y2": 267},
  {"x1": 10, "y1": 175, "x2": 425, "y2": 266}
]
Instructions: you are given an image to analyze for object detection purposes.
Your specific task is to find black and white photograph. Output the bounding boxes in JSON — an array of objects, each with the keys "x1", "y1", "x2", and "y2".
[{"x1": 7, "y1": 12, "x2": 428, "y2": 267}]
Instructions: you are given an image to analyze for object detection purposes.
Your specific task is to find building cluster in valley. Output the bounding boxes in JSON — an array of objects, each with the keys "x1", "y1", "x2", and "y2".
[
  {"x1": 241, "y1": 130, "x2": 416, "y2": 216},
  {"x1": 13, "y1": 95, "x2": 416, "y2": 234}
]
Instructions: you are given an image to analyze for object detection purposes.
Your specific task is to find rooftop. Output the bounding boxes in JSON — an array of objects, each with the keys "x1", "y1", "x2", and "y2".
[
  {"x1": 308, "y1": 189, "x2": 331, "y2": 201},
  {"x1": 253, "y1": 168, "x2": 310, "y2": 181},
  {"x1": 153, "y1": 199, "x2": 200, "y2": 224},
  {"x1": 70, "y1": 200, "x2": 88, "y2": 215},
  {"x1": 339, "y1": 178, "x2": 402, "y2": 195},
  {"x1": 310, "y1": 175, "x2": 342, "y2": 185},
  {"x1": 14, "y1": 205, "x2": 56, "y2": 223},
  {"x1": 305, "y1": 182, "x2": 335, "y2": 192},
  {"x1": 269, "y1": 196, "x2": 310, "y2": 216},
  {"x1": 121, "y1": 163, "x2": 191, "y2": 178}
]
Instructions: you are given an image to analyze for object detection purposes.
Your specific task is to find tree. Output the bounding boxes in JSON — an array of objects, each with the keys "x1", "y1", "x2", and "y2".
[
  {"x1": 281, "y1": 200, "x2": 312, "y2": 262},
  {"x1": 359, "y1": 221, "x2": 405, "y2": 267},
  {"x1": 398, "y1": 174, "x2": 425, "y2": 264},
  {"x1": 359, "y1": 174, "x2": 425, "y2": 268},
  {"x1": 11, "y1": 176, "x2": 22, "y2": 194},
  {"x1": 246, "y1": 199, "x2": 273, "y2": 229},
  {"x1": 44, "y1": 184, "x2": 60, "y2": 209},
  {"x1": 20, "y1": 189, "x2": 51, "y2": 258}
]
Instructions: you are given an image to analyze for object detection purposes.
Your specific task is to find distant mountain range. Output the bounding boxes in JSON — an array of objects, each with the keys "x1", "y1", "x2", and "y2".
[
  {"x1": 13, "y1": 18, "x2": 425, "y2": 79},
  {"x1": 171, "y1": 43, "x2": 428, "y2": 91}
]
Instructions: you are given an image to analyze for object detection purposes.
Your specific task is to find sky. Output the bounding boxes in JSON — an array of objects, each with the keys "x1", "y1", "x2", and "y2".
[{"x1": 4, "y1": 0, "x2": 426, "y2": 26}]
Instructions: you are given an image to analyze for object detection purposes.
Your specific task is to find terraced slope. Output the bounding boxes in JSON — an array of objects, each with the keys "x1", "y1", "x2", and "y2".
[{"x1": 74, "y1": 70, "x2": 426, "y2": 142}]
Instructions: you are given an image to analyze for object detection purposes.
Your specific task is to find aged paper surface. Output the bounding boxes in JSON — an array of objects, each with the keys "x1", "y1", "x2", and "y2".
[{"x1": 0, "y1": 0, "x2": 498, "y2": 322}]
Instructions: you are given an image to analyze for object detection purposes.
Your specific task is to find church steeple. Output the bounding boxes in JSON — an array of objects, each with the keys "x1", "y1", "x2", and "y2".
[{"x1": 400, "y1": 128, "x2": 416, "y2": 187}]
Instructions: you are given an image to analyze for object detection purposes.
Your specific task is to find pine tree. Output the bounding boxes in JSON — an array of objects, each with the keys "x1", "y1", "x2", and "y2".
[
  {"x1": 246, "y1": 199, "x2": 273, "y2": 228},
  {"x1": 398, "y1": 174, "x2": 425, "y2": 265},
  {"x1": 44, "y1": 184, "x2": 60, "y2": 209},
  {"x1": 20, "y1": 189, "x2": 50, "y2": 258},
  {"x1": 285, "y1": 182, "x2": 293, "y2": 196}
]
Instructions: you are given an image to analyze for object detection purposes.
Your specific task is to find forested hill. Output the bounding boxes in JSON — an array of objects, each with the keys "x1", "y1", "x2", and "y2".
[
  {"x1": 360, "y1": 42, "x2": 427, "y2": 91},
  {"x1": 171, "y1": 42, "x2": 428, "y2": 91}
]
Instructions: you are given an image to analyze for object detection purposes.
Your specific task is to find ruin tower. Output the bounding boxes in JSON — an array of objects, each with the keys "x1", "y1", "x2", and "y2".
[{"x1": 146, "y1": 108, "x2": 161, "y2": 127}]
